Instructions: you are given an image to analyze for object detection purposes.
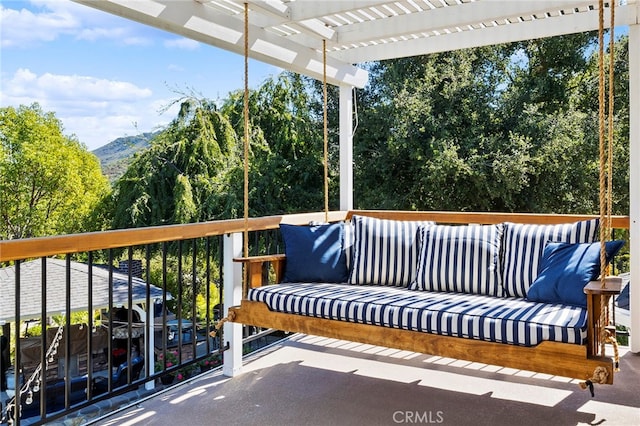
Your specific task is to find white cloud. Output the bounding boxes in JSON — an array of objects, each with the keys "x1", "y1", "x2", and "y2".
[
  {"x1": 0, "y1": 0, "x2": 154, "y2": 48},
  {"x1": 76, "y1": 26, "x2": 128, "y2": 42},
  {"x1": 6, "y1": 68, "x2": 152, "y2": 101},
  {"x1": 1, "y1": 68, "x2": 167, "y2": 150},
  {"x1": 164, "y1": 38, "x2": 200, "y2": 50},
  {"x1": 0, "y1": 3, "x2": 79, "y2": 47}
]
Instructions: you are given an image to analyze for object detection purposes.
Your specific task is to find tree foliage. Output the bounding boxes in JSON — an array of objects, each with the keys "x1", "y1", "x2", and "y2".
[
  {"x1": 352, "y1": 33, "x2": 629, "y2": 215},
  {"x1": 221, "y1": 72, "x2": 328, "y2": 215},
  {"x1": 106, "y1": 33, "x2": 630, "y2": 230},
  {"x1": 110, "y1": 98, "x2": 240, "y2": 228},
  {"x1": 108, "y1": 73, "x2": 331, "y2": 229},
  {"x1": 0, "y1": 104, "x2": 110, "y2": 239}
]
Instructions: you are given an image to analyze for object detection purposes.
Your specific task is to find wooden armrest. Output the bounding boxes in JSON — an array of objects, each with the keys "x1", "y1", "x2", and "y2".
[
  {"x1": 233, "y1": 254, "x2": 286, "y2": 288},
  {"x1": 584, "y1": 276, "x2": 623, "y2": 357},
  {"x1": 234, "y1": 254, "x2": 286, "y2": 264},
  {"x1": 583, "y1": 276, "x2": 623, "y2": 295}
]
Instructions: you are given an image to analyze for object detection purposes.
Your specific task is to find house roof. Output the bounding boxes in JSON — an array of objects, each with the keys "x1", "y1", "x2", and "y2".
[
  {"x1": 73, "y1": 0, "x2": 640, "y2": 88},
  {"x1": 0, "y1": 258, "x2": 169, "y2": 323}
]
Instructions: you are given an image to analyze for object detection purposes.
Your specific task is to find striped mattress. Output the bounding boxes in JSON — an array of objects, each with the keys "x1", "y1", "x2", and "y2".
[{"x1": 248, "y1": 283, "x2": 587, "y2": 347}]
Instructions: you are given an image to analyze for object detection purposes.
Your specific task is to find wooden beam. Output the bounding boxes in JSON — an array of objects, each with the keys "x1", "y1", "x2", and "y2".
[
  {"x1": 234, "y1": 254, "x2": 286, "y2": 289},
  {"x1": 0, "y1": 211, "x2": 348, "y2": 262},
  {"x1": 230, "y1": 300, "x2": 615, "y2": 384},
  {"x1": 348, "y1": 210, "x2": 630, "y2": 228}
]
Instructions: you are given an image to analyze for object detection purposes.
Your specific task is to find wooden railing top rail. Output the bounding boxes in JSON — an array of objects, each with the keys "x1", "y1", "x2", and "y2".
[
  {"x1": 351, "y1": 210, "x2": 630, "y2": 227},
  {"x1": 0, "y1": 211, "x2": 347, "y2": 262},
  {"x1": 0, "y1": 210, "x2": 629, "y2": 262}
]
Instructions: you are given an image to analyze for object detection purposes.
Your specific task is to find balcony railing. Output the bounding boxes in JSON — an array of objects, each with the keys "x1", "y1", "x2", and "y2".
[{"x1": 0, "y1": 210, "x2": 629, "y2": 425}]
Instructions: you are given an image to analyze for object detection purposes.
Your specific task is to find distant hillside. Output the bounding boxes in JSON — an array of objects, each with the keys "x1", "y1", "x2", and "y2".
[{"x1": 92, "y1": 131, "x2": 159, "y2": 181}]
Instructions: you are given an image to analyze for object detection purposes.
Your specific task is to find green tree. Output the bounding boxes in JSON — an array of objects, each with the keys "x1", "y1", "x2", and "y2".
[
  {"x1": 0, "y1": 104, "x2": 110, "y2": 239},
  {"x1": 500, "y1": 33, "x2": 596, "y2": 118},
  {"x1": 352, "y1": 46, "x2": 522, "y2": 211},
  {"x1": 350, "y1": 32, "x2": 628, "y2": 215},
  {"x1": 570, "y1": 35, "x2": 630, "y2": 215},
  {"x1": 109, "y1": 97, "x2": 240, "y2": 228},
  {"x1": 499, "y1": 34, "x2": 628, "y2": 214},
  {"x1": 221, "y1": 72, "x2": 327, "y2": 215}
]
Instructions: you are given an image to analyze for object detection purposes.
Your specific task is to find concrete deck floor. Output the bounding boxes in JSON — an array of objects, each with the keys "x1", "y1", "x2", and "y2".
[{"x1": 94, "y1": 335, "x2": 640, "y2": 426}]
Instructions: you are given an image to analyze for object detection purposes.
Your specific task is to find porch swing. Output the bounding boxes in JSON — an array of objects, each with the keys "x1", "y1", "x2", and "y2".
[{"x1": 224, "y1": 1, "x2": 625, "y2": 392}]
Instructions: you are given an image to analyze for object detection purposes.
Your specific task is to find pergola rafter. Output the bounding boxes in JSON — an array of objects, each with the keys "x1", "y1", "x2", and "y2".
[
  {"x1": 332, "y1": 1, "x2": 640, "y2": 61},
  {"x1": 76, "y1": 1, "x2": 640, "y2": 86},
  {"x1": 74, "y1": 0, "x2": 369, "y2": 87}
]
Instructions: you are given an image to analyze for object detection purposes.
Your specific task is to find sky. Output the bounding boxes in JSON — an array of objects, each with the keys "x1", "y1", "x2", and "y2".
[{"x1": 0, "y1": 0, "x2": 281, "y2": 151}]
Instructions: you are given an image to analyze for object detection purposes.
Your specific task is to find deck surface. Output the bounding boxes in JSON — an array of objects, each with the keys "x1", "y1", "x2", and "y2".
[{"x1": 94, "y1": 334, "x2": 640, "y2": 426}]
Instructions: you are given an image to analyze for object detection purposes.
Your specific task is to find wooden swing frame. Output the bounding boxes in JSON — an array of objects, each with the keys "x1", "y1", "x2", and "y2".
[
  {"x1": 227, "y1": 2, "x2": 624, "y2": 386},
  {"x1": 228, "y1": 210, "x2": 627, "y2": 385},
  {"x1": 226, "y1": 210, "x2": 628, "y2": 385}
]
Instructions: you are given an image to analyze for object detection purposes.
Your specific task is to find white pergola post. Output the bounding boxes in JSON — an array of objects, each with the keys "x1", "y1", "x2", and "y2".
[
  {"x1": 222, "y1": 232, "x2": 243, "y2": 376},
  {"x1": 629, "y1": 22, "x2": 640, "y2": 353},
  {"x1": 339, "y1": 84, "x2": 354, "y2": 210}
]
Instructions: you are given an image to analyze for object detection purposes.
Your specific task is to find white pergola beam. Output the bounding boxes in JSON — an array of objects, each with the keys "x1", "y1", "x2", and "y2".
[
  {"x1": 287, "y1": 1, "x2": 395, "y2": 22},
  {"x1": 243, "y1": 1, "x2": 337, "y2": 41},
  {"x1": 339, "y1": 85, "x2": 354, "y2": 211},
  {"x1": 334, "y1": 0, "x2": 596, "y2": 45},
  {"x1": 227, "y1": 1, "x2": 392, "y2": 42},
  {"x1": 332, "y1": 2, "x2": 638, "y2": 63},
  {"x1": 73, "y1": 0, "x2": 368, "y2": 88}
]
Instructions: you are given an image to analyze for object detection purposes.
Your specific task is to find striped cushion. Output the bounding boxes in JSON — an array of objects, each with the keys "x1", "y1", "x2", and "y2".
[
  {"x1": 344, "y1": 221, "x2": 354, "y2": 271},
  {"x1": 349, "y1": 215, "x2": 434, "y2": 287},
  {"x1": 502, "y1": 219, "x2": 599, "y2": 297},
  {"x1": 411, "y1": 224, "x2": 503, "y2": 296},
  {"x1": 248, "y1": 283, "x2": 587, "y2": 347}
]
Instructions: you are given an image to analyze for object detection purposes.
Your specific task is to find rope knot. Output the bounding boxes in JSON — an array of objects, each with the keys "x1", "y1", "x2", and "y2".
[
  {"x1": 209, "y1": 311, "x2": 237, "y2": 337},
  {"x1": 579, "y1": 366, "x2": 609, "y2": 397}
]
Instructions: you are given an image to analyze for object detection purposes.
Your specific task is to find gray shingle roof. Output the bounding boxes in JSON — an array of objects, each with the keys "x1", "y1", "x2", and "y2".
[{"x1": 0, "y1": 258, "x2": 169, "y2": 323}]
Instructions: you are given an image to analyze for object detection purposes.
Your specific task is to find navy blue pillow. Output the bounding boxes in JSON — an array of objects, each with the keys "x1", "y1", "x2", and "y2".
[
  {"x1": 280, "y1": 223, "x2": 349, "y2": 283},
  {"x1": 527, "y1": 240, "x2": 625, "y2": 307}
]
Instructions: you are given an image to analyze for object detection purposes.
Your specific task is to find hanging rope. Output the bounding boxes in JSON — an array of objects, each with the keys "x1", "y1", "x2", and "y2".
[
  {"x1": 605, "y1": 2, "x2": 617, "y2": 367},
  {"x1": 597, "y1": 0, "x2": 608, "y2": 283},
  {"x1": 598, "y1": 0, "x2": 616, "y2": 284},
  {"x1": 323, "y1": 39, "x2": 329, "y2": 223},
  {"x1": 243, "y1": 2, "x2": 250, "y2": 259},
  {"x1": 607, "y1": 0, "x2": 615, "y2": 243},
  {"x1": 607, "y1": 325, "x2": 621, "y2": 371},
  {"x1": 585, "y1": 2, "x2": 620, "y2": 397}
]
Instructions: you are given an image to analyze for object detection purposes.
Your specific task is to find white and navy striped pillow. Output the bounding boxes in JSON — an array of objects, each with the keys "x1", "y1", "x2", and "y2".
[
  {"x1": 502, "y1": 219, "x2": 599, "y2": 297},
  {"x1": 348, "y1": 215, "x2": 433, "y2": 287},
  {"x1": 410, "y1": 224, "x2": 504, "y2": 296},
  {"x1": 344, "y1": 222, "x2": 354, "y2": 270}
]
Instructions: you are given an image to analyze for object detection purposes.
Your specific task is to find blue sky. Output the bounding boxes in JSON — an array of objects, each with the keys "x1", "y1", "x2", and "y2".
[{"x1": 1, "y1": 0, "x2": 281, "y2": 151}]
